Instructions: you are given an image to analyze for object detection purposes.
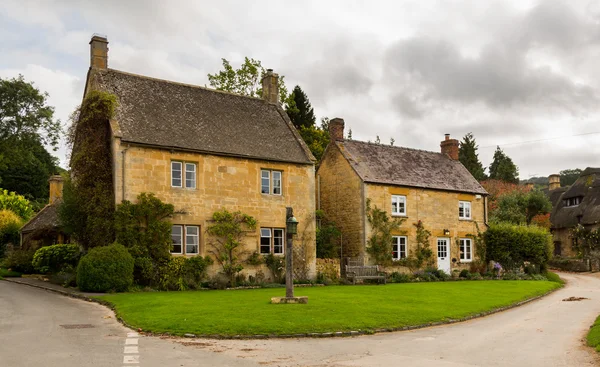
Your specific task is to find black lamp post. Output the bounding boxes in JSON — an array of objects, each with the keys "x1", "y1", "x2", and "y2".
[{"x1": 285, "y1": 207, "x2": 298, "y2": 298}]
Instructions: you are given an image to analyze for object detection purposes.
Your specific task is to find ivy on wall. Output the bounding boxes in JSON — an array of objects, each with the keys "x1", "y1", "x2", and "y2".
[{"x1": 365, "y1": 199, "x2": 406, "y2": 265}]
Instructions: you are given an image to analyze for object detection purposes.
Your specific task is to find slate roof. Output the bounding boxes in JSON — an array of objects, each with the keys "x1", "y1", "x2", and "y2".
[
  {"x1": 551, "y1": 167, "x2": 600, "y2": 229},
  {"x1": 335, "y1": 140, "x2": 488, "y2": 195},
  {"x1": 89, "y1": 68, "x2": 314, "y2": 164},
  {"x1": 20, "y1": 202, "x2": 61, "y2": 234}
]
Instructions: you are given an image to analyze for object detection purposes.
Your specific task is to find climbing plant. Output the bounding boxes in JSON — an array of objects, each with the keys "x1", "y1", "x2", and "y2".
[
  {"x1": 571, "y1": 224, "x2": 600, "y2": 257},
  {"x1": 412, "y1": 220, "x2": 434, "y2": 269},
  {"x1": 365, "y1": 199, "x2": 405, "y2": 265}
]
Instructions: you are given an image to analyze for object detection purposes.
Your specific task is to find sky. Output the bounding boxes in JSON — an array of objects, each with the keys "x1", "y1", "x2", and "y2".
[{"x1": 1, "y1": 0, "x2": 599, "y2": 179}]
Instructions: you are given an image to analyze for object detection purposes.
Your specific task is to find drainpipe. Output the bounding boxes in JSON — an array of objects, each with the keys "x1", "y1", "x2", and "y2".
[{"x1": 121, "y1": 146, "x2": 129, "y2": 202}]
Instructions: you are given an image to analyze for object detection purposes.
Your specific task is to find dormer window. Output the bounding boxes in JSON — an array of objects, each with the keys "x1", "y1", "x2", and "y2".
[{"x1": 565, "y1": 197, "x2": 582, "y2": 207}]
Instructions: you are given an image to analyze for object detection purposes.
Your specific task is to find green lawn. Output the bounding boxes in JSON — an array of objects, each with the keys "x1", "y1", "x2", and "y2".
[
  {"x1": 98, "y1": 280, "x2": 560, "y2": 336},
  {"x1": 587, "y1": 315, "x2": 600, "y2": 352},
  {"x1": 0, "y1": 268, "x2": 21, "y2": 278}
]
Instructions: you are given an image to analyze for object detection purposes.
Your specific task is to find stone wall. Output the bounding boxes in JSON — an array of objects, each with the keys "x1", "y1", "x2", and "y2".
[
  {"x1": 552, "y1": 228, "x2": 578, "y2": 257},
  {"x1": 112, "y1": 138, "x2": 316, "y2": 278}
]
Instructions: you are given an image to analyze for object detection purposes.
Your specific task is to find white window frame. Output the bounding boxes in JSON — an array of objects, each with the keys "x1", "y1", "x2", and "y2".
[
  {"x1": 459, "y1": 238, "x2": 472, "y2": 262},
  {"x1": 392, "y1": 236, "x2": 407, "y2": 260},
  {"x1": 171, "y1": 225, "x2": 200, "y2": 255},
  {"x1": 459, "y1": 201, "x2": 472, "y2": 220},
  {"x1": 261, "y1": 169, "x2": 283, "y2": 196},
  {"x1": 565, "y1": 197, "x2": 582, "y2": 207},
  {"x1": 260, "y1": 227, "x2": 285, "y2": 255},
  {"x1": 391, "y1": 195, "x2": 407, "y2": 216},
  {"x1": 171, "y1": 161, "x2": 196, "y2": 189}
]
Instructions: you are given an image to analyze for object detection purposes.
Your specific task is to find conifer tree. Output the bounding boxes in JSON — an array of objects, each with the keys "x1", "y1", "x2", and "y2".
[
  {"x1": 285, "y1": 85, "x2": 316, "y2": 129},
  {"x1": 489, "y1": 146, "x2": 519, "y2": 184},
  {"x1": 458, "y1": 132, "x2": 486, "y2": 181}
]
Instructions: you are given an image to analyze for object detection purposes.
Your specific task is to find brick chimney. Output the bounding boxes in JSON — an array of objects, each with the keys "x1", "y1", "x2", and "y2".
[
  {"x1": 548, "y1": 174, "x2": 561, "y2": 191},
  {"x1": 261, "y1": 69, "x2": 279, "y2": 104},
  {"x1": 48, "y1": 175, "x2": 64, "y2": 205},
  {"x1": 90, "y1": 34, "x2": 108, "y2": 69},
  {"x1": 329, "y1": 118, "x2": 345, "y2": 142},
  {"x1": 440, "y1": 133, "x2": 459, "y2": 160}
]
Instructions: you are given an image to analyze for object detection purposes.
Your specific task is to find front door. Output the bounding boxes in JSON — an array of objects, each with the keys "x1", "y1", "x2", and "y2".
[{"x1": 437, "y1": 238, "x2": 451, "y2": 274}]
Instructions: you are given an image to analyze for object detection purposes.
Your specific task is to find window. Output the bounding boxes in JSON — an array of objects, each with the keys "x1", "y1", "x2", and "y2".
[
  {"x1": 392, "y1": 236, "x2": 407, "y2": 260},
  {"x1": 172, "y1": 161, "x2": 196, "y2": 188},
  {"x1": 459, "y1": 201, "x2": 471, "y2": 220},
  {"x1": 565, "y1": 197, "x2": 582, "y2": 207},
  {"x1": 171, "y1": 225, "x2": 199, "y2": 255},
  {"x1": 261, "y1": 169, "x2": 282, "y2": 195},
  {"x1": 260, "y1": 228, "x2": 285, "y2": 254},
  {"x1": 459, "y1": 238, "x2": 472, "y2": 262},
  {"x1": 391, "y1": 195, "x2": 406, "y2": 216}
]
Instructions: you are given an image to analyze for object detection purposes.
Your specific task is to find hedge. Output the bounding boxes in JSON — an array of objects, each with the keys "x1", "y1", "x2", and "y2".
[
  {"x1": 77, "y1": 243, "x2": 134, "y2": 292},
  {"x1": 32, "y1": 244, "x2": 80, "y2": 274},
  {"x1": 484, "y1": 223, "x2": 552, "y2": 270}
]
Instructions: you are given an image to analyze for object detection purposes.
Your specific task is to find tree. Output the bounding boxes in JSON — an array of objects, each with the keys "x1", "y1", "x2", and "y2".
[
  {"x1": 285, "y1": 85, "x2": 316, "y2": 129},
  {"x1": 491, "y1": 190, "x2": 552, "y2": 225},
  {"x1": 488, "y1": 146, "x2": 519, "y2": 183},
  {"x1": 365, "y1": 199, "x2": 406, "y2": 265},
  {"x1": 560, "y1": 168, "x2": 582, "y2": 187},
  {"x1": 207, "y1": 57, "x2": 288, "y2": 104},
  {"x1": 0, "y1": 188, "x2": 34, "y2": 220},
  {"x1": 458, "y1": 132, "x2": 486, "y2": 181}
]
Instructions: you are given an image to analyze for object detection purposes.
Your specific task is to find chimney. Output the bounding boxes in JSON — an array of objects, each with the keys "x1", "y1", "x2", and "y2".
[
  {"x1": 261, "y1": 69, "x2": 279, "y2": 104},
  {"x1": 329, "y1": 118, "x2": 345, "y2": 142},
  {"x1": 90, "y1": 34, "x2": 108, "y2": 70},
  {"x1": 548, "y1": 174, "x2": 561, "y2": 191},
  {"x1": 440, "y1": 133, "x2": 459, "y2": 160},
  {"x1": 48, "y1": 175, "x2": 64, "y2": 205},
  {"x1": 525, "y1": 183, "x2": 534, "y2": 191}
]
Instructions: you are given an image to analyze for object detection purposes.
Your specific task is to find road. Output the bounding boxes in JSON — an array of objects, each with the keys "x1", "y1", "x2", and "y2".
[{"x1": 1, "y1": 273, "x2": 600, "y2": 367}]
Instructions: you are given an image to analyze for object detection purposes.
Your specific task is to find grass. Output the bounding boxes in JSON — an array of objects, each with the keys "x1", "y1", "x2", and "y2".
[
  {"x1": 98, "y1": 280, "x2": 560, "y2": 336},
  {"x1": 0, "y1": 268, "x2": 22, "y2": 278},
  {"x1": 545, "y1": 271, "x2": 564, "y2": 284},
  {"x1": 587, "y1": 315, "x2": 600, "y2": 352}
]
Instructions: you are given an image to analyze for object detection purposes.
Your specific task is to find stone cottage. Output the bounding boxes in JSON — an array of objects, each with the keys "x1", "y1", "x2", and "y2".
[
  {"x1": 549, "y1": 167, "x2": 600, "y2": 257},
  {"x1": 317, "y1": 119, "x2": 488, "y2": 274},
  {"x1": 78, "y1": 35, "x2": 317, "y2": 279}
]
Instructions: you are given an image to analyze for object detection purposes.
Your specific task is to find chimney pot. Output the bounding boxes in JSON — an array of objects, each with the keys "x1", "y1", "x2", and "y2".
[
  {"x1": 89, "y1": 34, "x2": 109, "y2": 70},
  {"x1": 445, "y1": 133, "x2": 450, "y2": 141},
  {"x1": 261, "y1": 69, "x2": 279, "y2": 104},
  {"x1": 329, "y1": 118, "x2": 345, "y2": 142},
  {"x1": 548, "y1": 174, "x2": 561, "y2": 190},
  {"x1": 48, "y1": 175, "x2": 64, "y2": 205},
  {"x1": 440, "y1": 134, "x2": 459, "y2": 160}
]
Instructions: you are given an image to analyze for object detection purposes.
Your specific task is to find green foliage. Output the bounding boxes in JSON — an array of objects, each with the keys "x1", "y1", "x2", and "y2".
[
  {"x1": 246, "y1": 251, "x2": 263, "y2": 266},
  {"x1": 286, "y1": 85, "x2": 316, "y2": 129},
  {"x1": 484, "y1": 222, "x2": 552, "y2": 271},
  {"x1": 491, "y1": 190, "x2": 552, "y2": 225},
  {"x1": 206, "y1": 209, "x2": 257, "y2": 287},
  {"x1": 459, "y1": 269, "x2": 470, "y2": 278},
  {"x1": 488, "y1": 146, "x2": 519, "y2": 184},
  {"x1": 264, "y1": 253, "x2": 285, "y2": 283},
  {"x1": 77, "y1": 243, "x2": 134, "y2": 292},
  {"x1": 64, "y1": 91, "x2": 117, "y2": 249},
  {"x1": 0, "y1": 189, "x2": 34, "y2": 220},
  {"x1": 2, "y1": 248, "x2": 35, "y2": 273},
  {"x1": 0, "y1": 268, "x2": 21, "y2": 277},
  {"x1": 587, "y1": 315, "x2": 600, "y2": 353},
  {"x1": 158, "y1": 255, "x2": 213, "y2": 291},
  {"x1": 316, "y1": 210, "x2": 341, "y2": 259},
  {"x1": 32, "y1": 244, "x2": 80, "y2": 274},
  {"x1": 560, "y1": 168, "x2": 582, "y2": 187},
  {"x1": 388, "y1": 271, "x2": 412, "y2": 283},
  {"x1": 458, "y1": 132, "x2": 486, "y2": 181},
  {"x1": 298, "y1": 124, "x2": 330, "y2": 162},
  {"x1": 412, "y1": 220, "x2": 434, "y2": 269},
  {"x1": 207, "y1": 57, "x2": 288, "y2": 103},
  {"x1": 0, "y1": 209, "x2": 23, "y2": 257},
  {"x1": 365, "y1": 199, "x2": 405, "y2": 265},
  {"x1": 571, "y1": 224, "x2": 600, "y2": 256}
]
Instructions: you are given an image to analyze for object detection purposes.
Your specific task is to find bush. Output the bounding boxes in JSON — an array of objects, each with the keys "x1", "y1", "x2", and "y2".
[
  {"x1": 158, "y1": 255, "x2": 213, "y2": 291},
  {"x1": 3, "y1": 249, "x2": 35, "y2": 274},
  {"x1": 0, "y1": 209, "x2": 23, "y2": 258},
  {"x1": 32, "y1": 244, "x2": 80, "y2": 274},
  {"x1": 484, "y1": 223, "x2": 552, "y2": 271},
  {"x1": 77, "y1": 243, "x2": 134, "y2": 292},
  {"x1": 459, "y1": 269, "x2": 470, "y2": 278},
  {"x1": 545, "y1": 271, "x2": 563, "y2": 284},
  {"x1": 389, "y1": 271, "x2": 412, "y2": 283},
  {"x1": 264, "y1": 254, "x2": 285, "y2": 283},
  {"x1": 0, "y1": 189, "x2": 34, "y2": 220}
]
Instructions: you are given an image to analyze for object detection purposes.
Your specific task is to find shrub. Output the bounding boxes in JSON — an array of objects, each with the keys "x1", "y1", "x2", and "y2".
[
  {"x1": 3, "y1": 248, "x2": 35, "y2": 274},
  {"x1": 459, "y1": 269, "x2": 470, "y2": 278},
  {"x1": 0, "y1": 209, "x2": 23, "y2": 258},
  {"x1": 158, "y1": 255, "x2": 213, "y2": 291},
  {"x1": 246, "y1": 251, "x2": 263, "y2": 266},
  {"x1": 32, "y1": 244, "x2": 80, "y2": 274},
  {"x1": 484, "y1": 223, "x2": 552, "y2": 271},
  {"x1": 77, "y1": 243, "x2": 134, "y2": 292},
  {"x1": 0, "y1": 189, "x2": 34, "y2": 220},
  {"x1": 545, "y1": 271, "x2": 563, "y2": 284},
  {"x1": 265, "y1": 253, "x2": 285, "y2": 283},
  {"x1": 389, "y1": 271, "x2": 412, "y2": 283},
  {"x1": 424, "y1": 267, "x2": 450, "y2": 281}
]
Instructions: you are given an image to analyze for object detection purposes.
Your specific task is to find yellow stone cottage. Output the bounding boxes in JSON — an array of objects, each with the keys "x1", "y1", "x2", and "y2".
[
  {"x1": 317, "y1": 118, "x2": 488, "y2": 274},
  {"x1": 79, "y1": 35, "x2": 317, "y2": 279}
]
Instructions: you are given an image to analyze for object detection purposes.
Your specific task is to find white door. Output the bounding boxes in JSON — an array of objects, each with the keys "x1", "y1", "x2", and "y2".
[{"x1": 437, "y1": 238, "x2": 451, "y2": 274}]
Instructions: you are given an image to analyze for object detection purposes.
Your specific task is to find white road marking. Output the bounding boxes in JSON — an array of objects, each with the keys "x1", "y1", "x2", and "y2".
[
  {"x1": 124, "y1": 332, "x2": 140, "y2": 365},
  {"x1": 125, "y1": 338, "x2": 139, "y2": 345},
  {"x1": 124, "y1": 346, "x2": 139, "y2": 354},
  {"x1": 123, "y1": 354, "x2": 139, "y2": 364},
  {"x1": 127, "y1": 332, "x2": 139, "y2": 338}
]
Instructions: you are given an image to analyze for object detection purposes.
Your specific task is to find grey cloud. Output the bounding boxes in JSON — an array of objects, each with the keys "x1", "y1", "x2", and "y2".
[{"x1": 391, "y1": 92, "x2": 423, "y2": 119}]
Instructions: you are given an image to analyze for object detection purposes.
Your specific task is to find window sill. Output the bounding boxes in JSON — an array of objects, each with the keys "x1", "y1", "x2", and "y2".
[
  {"x1": 391, "y1": 214, "x2": 407, "y2": 218},
  {"x1": 459, "y1": 218, "x2": 472, "y2": 221}
]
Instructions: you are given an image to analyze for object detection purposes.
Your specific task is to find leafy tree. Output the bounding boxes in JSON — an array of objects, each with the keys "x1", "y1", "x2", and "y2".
[
  {"x1": 480, "y1": 179, "x2": 531, "y2": 214},
  {"x1": 206, "y1": 209, "x2": 257, "y2": 286},
  {"x1": 365, "y1": 199, "x2": 405, "y2": 265},
  {"x1": 299, "y1": 125, "x2": 330, "y2": 162},
  {"x1": 488, "y1": 146, "x2": 519, "y2": 183},
  {"x1": 286, "y1": 85, "x2": 316, "y2": 129},
  {"x1": 0, "y1": 189, "x2": 34, "y2": 220},
  {"x1": 315, "y1": 210, "x2": 341, "y2": 259},
  {"x1": 491, "y1": 190, "x2": 552, "y2": 225},
  {"x1": 207, "y1": 57, "x2": 288, "y2": 104},
  {"x1": 0, "y1": 209, "x2": 23, "y2": 258},
  {"x1": 560, "y1": 168, "x2": 582, "y2": 187},
  {"x1": 458, "y1": 132, "x2": 486, "y2": 181}
]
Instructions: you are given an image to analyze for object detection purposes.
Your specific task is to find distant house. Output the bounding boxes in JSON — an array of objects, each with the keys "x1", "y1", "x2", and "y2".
[
  {"x1": 76, "y1": 35, "x2": 317, "y2": 279},
  {"x1": 549, "y1": 168, "x2": 600, "y2": 257},
  {"x1": 317, "y1": 118, "x2": 488, "y2": 274},
  {"x1": 20, "y1": 175, "x2": 70, "y2": 249}
]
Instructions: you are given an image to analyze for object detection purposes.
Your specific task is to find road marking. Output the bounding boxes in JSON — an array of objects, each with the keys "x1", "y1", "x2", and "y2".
[
  {"x1": 124, "y1": 346, "x2": 139, "y2": 354},
  {"x1": 124, "y1": 332, "x2": 140, "y2": 365},
  {"x1": 123, "y1": 355, "x2": 139, "y2": 364},
  {"x1": 125, "y1": 338, "x2": 139, "y2": 345}
]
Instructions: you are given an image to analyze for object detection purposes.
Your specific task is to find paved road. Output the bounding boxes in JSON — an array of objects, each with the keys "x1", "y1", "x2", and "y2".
[{"x1": 1, "y1": 273, "x2": 600, "y2": 366}]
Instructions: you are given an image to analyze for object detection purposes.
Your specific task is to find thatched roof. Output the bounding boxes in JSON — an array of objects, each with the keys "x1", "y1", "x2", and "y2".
[
  {"x1": 88, "y1": 68, "x2": 314, "y2": 165},
  {"x1": 551, "y1": 167, "x2": 600, "y2": 229},
  {"x1": 334, "y1": 140, "x2": 488, "y2": 195}
]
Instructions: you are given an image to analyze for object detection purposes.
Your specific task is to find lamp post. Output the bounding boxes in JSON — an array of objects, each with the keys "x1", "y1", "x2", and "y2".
[{"x1": 285, "y1": 207, "x2": 298, "y2": 298}]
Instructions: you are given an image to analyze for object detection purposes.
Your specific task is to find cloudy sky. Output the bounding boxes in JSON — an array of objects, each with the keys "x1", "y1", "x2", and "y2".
[{"x1": 1, "y1": 0, "x2": 599, "y2": 179}]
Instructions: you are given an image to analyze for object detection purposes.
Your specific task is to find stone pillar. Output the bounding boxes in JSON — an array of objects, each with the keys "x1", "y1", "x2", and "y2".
[
  {"x1": 48, "y1": 175, "x2": 64, "y2": 205},
  {"x1": 440, "y1": 134, "x2": 459, "y2": 160},
  {"x1": 328, "y1": 118, "x2": 345, "y2": 141},
  {"x1": 549, "y1": 174, "x2": 561, "y2": 190},
  {"x1": 285, "y1": 207, "x2": 294, "y2": 298},
  {"x1": 90, "y1": 35, "x2": 108, "y2": 70},
  {"x1": 261, "y1": 69, "x2": 279, "y2": 104}
]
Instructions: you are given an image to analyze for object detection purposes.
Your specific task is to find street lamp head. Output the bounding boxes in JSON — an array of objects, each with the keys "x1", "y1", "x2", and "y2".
[{"x1": 287, "y1": 216, "x2": 299, "y2": 235}]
